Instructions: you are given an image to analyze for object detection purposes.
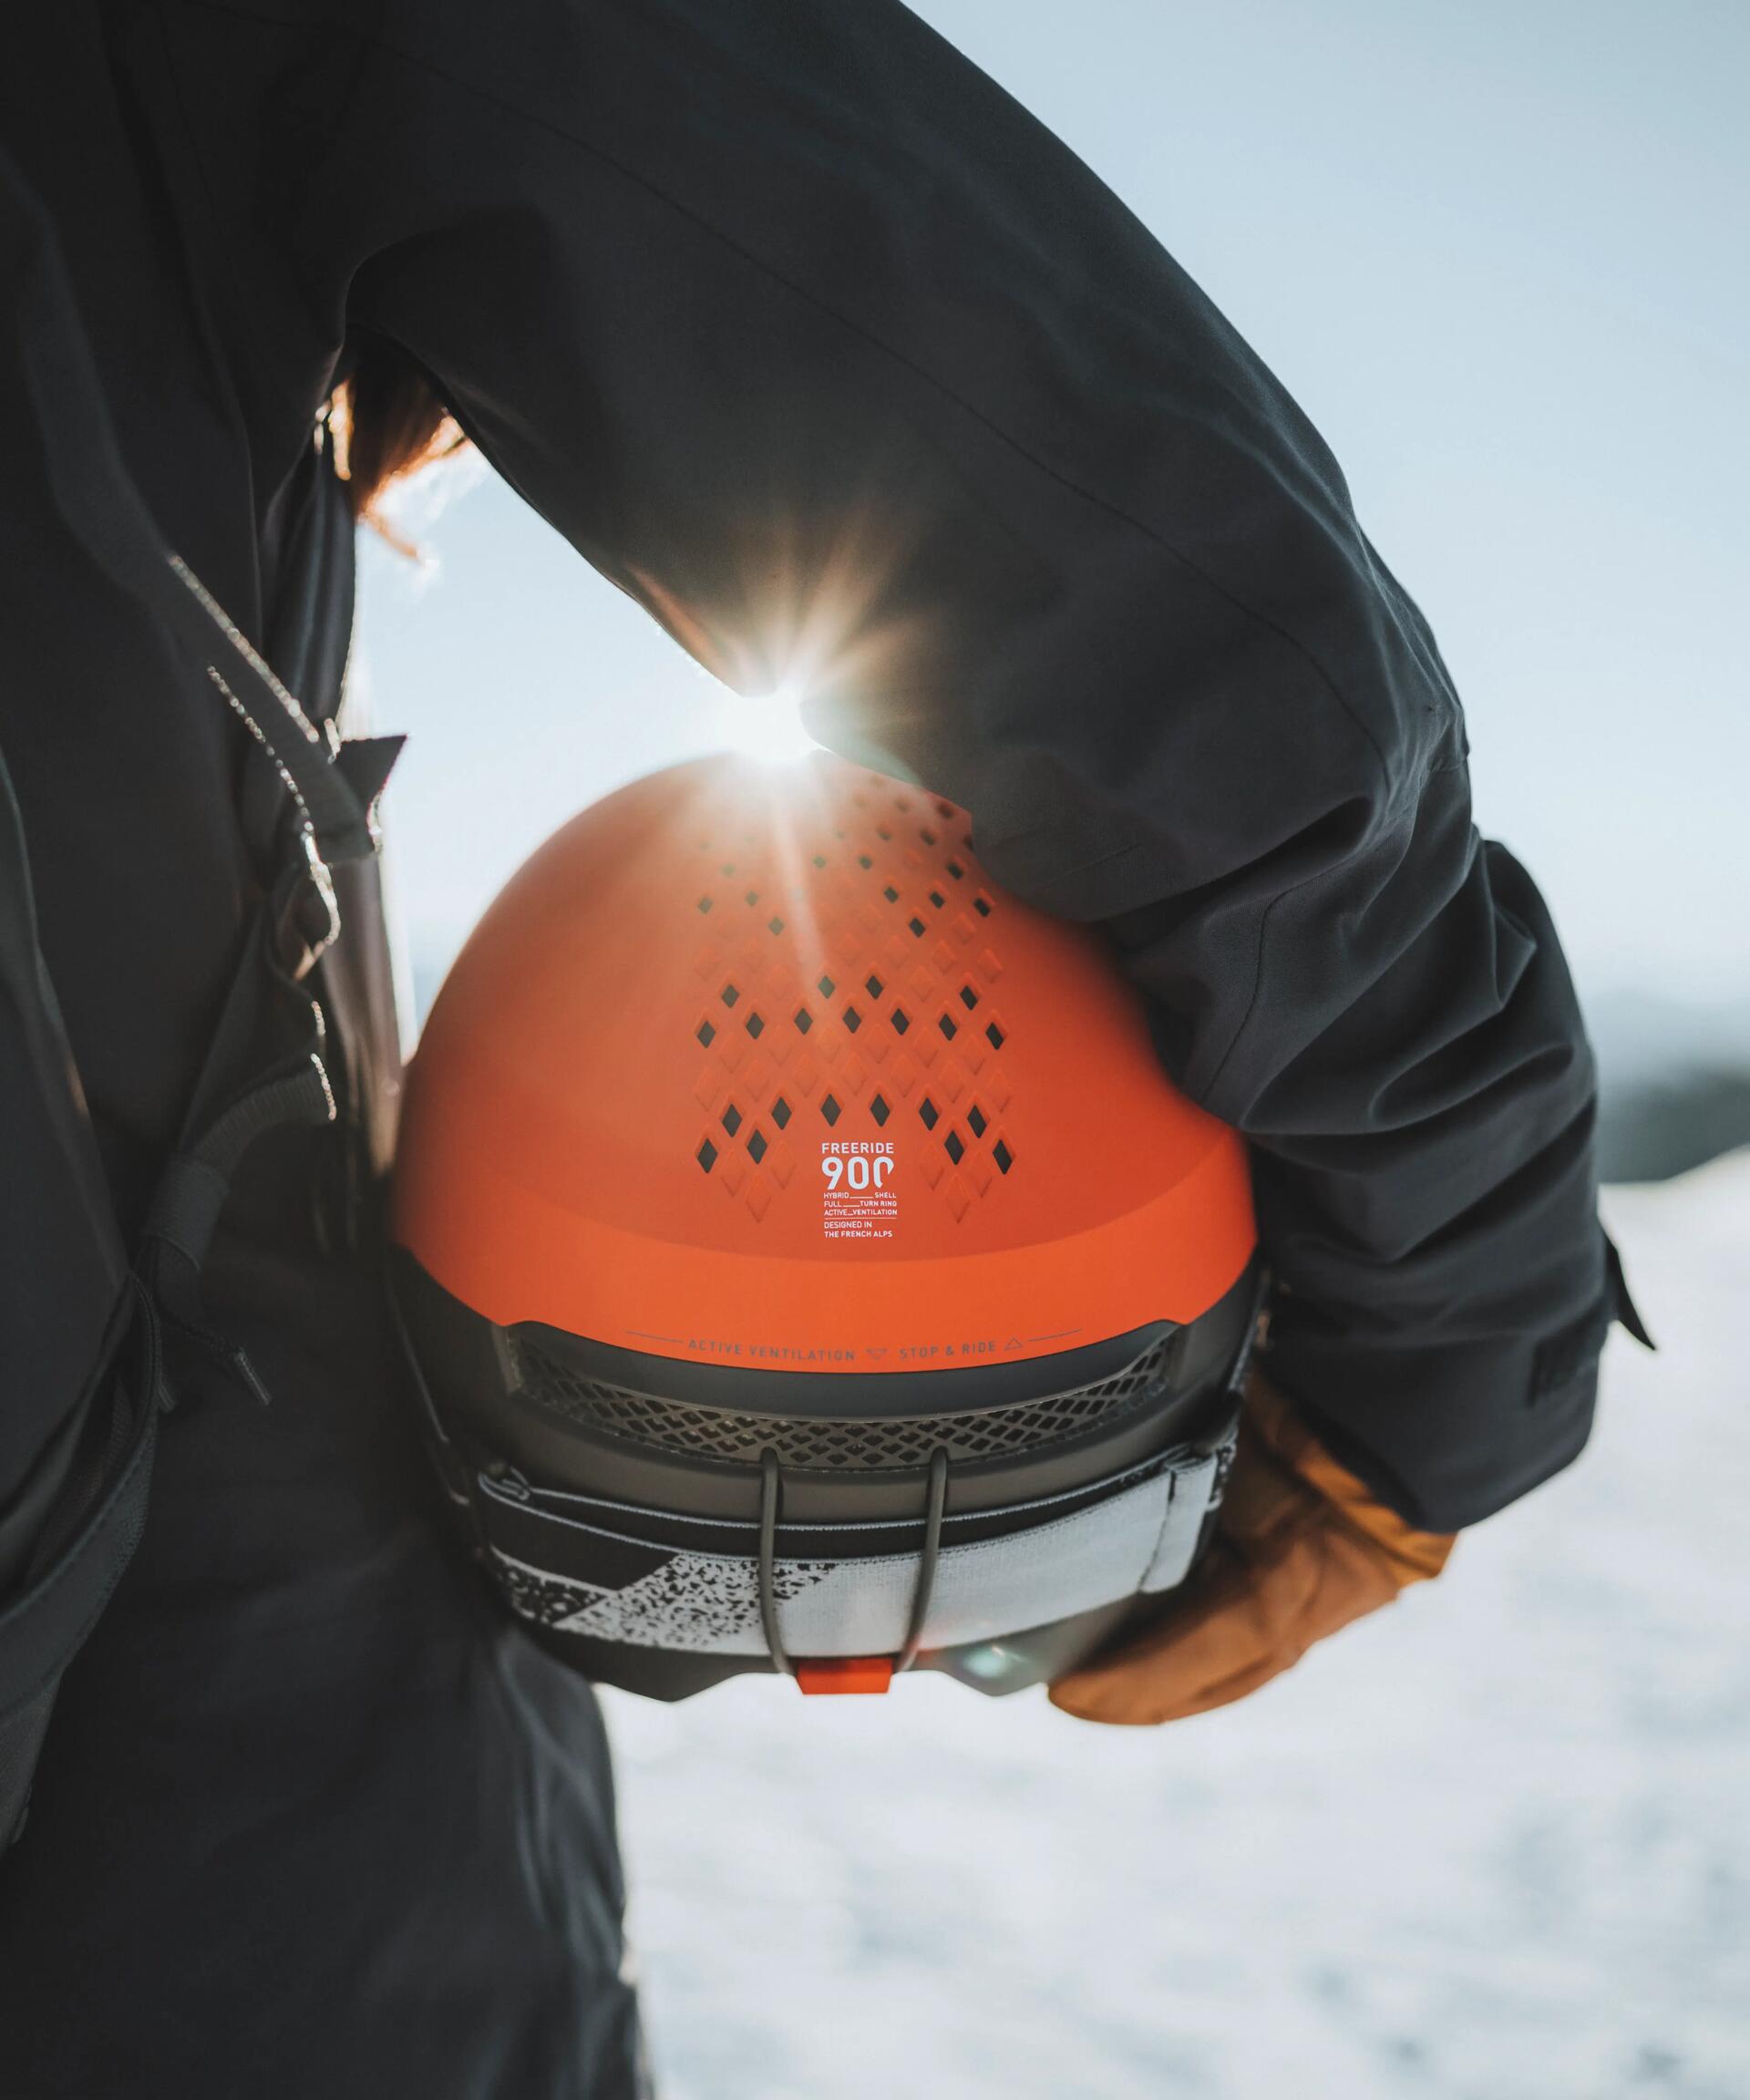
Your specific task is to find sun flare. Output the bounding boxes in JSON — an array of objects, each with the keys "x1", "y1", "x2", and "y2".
[{"x1": 714, "y1": 680, "x2": 822, "y2": 765}]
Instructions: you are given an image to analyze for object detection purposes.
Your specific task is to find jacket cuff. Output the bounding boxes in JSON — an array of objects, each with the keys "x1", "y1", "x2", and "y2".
[{"x1": 1262, "y1": 1236, "x2": 1644, "y2": 1533}]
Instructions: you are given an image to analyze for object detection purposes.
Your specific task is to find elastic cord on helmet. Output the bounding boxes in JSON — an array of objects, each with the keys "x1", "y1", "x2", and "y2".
[
  {"x1": 757, "y1": 1449, "x2": 792, "y2": 1677},
  {"x1": 896, "y1": 1446, "x2": 951, "y2": 1674},
  {"x1": 759, "y1": 1444, "x2": 952, "y2": 1679}
]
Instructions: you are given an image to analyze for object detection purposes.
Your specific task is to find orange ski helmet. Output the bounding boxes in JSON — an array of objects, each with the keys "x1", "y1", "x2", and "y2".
[{"x1": 393, "y1": 752, "x2": 1259, "y2": 1700}]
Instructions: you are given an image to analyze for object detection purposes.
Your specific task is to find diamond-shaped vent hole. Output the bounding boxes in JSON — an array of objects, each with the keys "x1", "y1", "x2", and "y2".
[
  {"x1": 696, "y1": 1020, "x2": 715, "y2": 1047},
  {"x1": 747, "y1": 1130, "x2": 768, "y2": 1164},
  {"x1": 891, "y1": 1008, "x2": 911, "y2": 1035},
  {"x1": 860, "y1": 855, "x2": 874, "y2": 870},
  {"x1": 697, "y1": 897, "x2": 713, "y2": 914},
  {"x1": 944, "y1": 1130, "x2": 965, "y2": 1164},
  {"x1": 870, "y1": 1094, "x2": 890, "y2": 1126},
  {"x1": 821, "y1": 1094, "x2": 842, "y2": 1126},
  {"x1": 973, "y1": 896, "x2": 993, "y2": 917},
  {"x1": 721, "y1": 1104, "x2": 743, "y2": 1137},
  {"x1": 959, "y1": 985, "x2": 979, "y2": 1010},
  {"x1": 993, "y1": 1139, "x2": 1014, "y2": 1175},
  {"x1": 516, "y1": 1331, "x2": 1178, "y2": 1470},
  {"x1": 909, "y1": 917, "x2": 926, "y2": 938},
  {"x1": 985, "y1": 1022, "x2": 1004, "y2": 1049},
  {"x1": 930, "y1": 890, "x2": 945, "y2": 909},
  {"x1": 939, "y1": 1014, "x2": 958, "y2": 1041},
  {"x1": 865, "y1": 973, "x2": 884, "y2": 999},
  {"x1": 883, "y1": 885, "x2": 900, "y2": 902},
  {"x1": 772, "y1": 1096, "x2": 792, "y2": 1129},
  {"x1": 745, "y1": 890, "x2": 759, "y2": 907},
  {"x1": 795, "y1": 1008, "x2": 813, "y2": 1035},
  {"x1": 818, "y1": 974, "x2": 836, "y2": 998},
  {"x1": 947, "y1": 860, "x2": 964, "y2": 880},
  {"x1": 968, "y1": 1106, "x2": 988, "y2": 1138},
  {"x1": 919, "y1": 1097, "x2": 940, "y2": 1130},
  {"x1": 722, "y1": 983, "x2": 739, "y2": 1007},
  {"x1": 844, "y1": 1006, "x2": 862, "y2": 1033},
  {"x1": 696, "y1": 1139, "x2": 718, "y2": 1173},
  {"x1": 767, "y1": 915, "x2": 785, "y2": 936},
  {"x1": 746, "y1": 1013, "x2": 766, "y2": 1039}
]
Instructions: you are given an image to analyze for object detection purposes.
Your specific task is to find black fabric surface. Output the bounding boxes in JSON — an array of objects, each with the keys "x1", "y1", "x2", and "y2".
[
  {"x1": 0, "y1": 14, "x2": 648, "y2": 2090},
  {"x1": 1, "y1": 2, "x2": 1629, "y2": 2092},
  {"x1": 0, "y1": 1220, "x2": 647, "y2": 2099}
]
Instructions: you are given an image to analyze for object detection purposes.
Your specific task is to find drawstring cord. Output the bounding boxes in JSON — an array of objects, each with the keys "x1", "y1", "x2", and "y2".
[
  {"x1": 896, "y1": 1447, "x2": 950, "y2": 1673},
  {"x1": 757, "y1": 1450, "x2": 792, "y2": 1677},
  {"x1": 758, "y1": 1444, "x2": 952, "y2": 1679}
]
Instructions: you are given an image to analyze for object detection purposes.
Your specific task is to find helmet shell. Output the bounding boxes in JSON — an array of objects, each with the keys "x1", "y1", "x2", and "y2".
[{"x1": 394, "y1": 752, "x2": 1253, "y2": 1374}]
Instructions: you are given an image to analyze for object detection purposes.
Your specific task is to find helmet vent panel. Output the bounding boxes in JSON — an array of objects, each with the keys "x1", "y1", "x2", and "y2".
[
  {"x1": 686, "y1": 769, "x2": 1013, "y2": 1215},
  {"x1": 514, "y1": 1331, "x2": 1181, "y2": 1471}
]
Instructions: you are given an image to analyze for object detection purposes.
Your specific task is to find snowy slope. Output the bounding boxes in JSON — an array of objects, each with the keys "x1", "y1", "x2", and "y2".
[{"x1": 602, "y1": 1154, "x2": 1750, "y2": 2100}]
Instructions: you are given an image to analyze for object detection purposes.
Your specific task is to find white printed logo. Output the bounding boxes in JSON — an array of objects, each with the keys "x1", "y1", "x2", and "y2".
[{"x1": 820, "y1": 1140, "x2": 897, "y2": 1240}]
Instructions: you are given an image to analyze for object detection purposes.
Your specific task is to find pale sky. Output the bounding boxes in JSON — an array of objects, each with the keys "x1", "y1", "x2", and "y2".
[{"x1": 357, "y1": 0, "x2": 1749, "y2": 1024}]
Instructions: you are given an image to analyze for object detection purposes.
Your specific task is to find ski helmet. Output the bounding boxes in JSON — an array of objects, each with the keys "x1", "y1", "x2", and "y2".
[{"x1": 392, "y1": 752, "x2": 1259, "y2": 1698}]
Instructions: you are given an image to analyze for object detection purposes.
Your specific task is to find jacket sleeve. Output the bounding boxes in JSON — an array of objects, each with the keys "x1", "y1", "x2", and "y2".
[{"x1": 224, "y1": 0, "x2": 1629, "y2": 1528}]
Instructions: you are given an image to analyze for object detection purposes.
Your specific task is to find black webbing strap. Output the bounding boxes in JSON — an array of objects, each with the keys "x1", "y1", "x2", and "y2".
[
  {"x1": 10, "y1": 162, "x2": 375, "y2": 875},
  {"x1": 11, "y1": 146, "x2": 389, "y2": 884},
  {"x1": 132, "y1": 707, "x2": 404, "y2": 1403},
  {"x1": 0, "y1": 158, "x2": 397, "y2": 1845},
  {"x1": 128, "y1": 645, "x2": 396, "y2": 1406}
]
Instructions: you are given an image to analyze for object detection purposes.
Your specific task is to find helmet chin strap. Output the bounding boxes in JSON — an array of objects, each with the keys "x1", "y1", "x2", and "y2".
[{"x1": 758, "y1": 1444, "x2": 952, "y2": 1680}]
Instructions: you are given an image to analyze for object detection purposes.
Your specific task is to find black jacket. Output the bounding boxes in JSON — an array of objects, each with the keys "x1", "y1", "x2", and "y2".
[{"x1": 2, "y1": 3, "x2": 1632, "y2": 2093}]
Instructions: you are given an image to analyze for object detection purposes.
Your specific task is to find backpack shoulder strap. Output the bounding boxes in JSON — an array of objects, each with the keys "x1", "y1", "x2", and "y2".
[{"x1": 0, "y1": 145, "x2": 396, "y2": 1848}]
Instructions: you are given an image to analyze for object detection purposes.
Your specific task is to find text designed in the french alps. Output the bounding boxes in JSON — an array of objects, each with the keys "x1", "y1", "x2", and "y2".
[{"x1": 821, "y1": 1140, "x2": 897, "y2": 1239}]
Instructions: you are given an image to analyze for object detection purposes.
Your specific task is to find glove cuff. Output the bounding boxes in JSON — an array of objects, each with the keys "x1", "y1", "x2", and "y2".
[{"x1": 1244, "y1": 1370, "x2": 1456, "y2": 1586}]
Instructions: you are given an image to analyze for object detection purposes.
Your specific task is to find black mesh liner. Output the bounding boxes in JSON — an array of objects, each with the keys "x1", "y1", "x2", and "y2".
[{"x1": 510, "y1": 1331, "x2": 1179, "y2": 1470}]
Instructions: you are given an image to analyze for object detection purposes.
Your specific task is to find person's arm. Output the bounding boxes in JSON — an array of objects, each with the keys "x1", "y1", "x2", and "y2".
[{"x1": 175, "y1": 0, "x2": 1632, "y2": 1535}]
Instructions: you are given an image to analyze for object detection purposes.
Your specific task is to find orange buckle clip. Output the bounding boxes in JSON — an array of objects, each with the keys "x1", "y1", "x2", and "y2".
[{"x1": 794, "y1": 1656, "x2": 894, "y2": 1695}]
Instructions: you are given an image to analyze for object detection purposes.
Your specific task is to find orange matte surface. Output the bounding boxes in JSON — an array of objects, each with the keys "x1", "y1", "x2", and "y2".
[
  {"x1": 794, "y1": 1658, "x2": 895, "y2": 1695},
  {"x1": 394, "y1": 753, "x2": 1255, "y2": 1373}
]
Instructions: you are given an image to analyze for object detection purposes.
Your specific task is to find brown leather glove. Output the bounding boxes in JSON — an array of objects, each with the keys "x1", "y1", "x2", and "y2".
[{"x1": 1050, "y1": 1370, "x2": 1454, "y2": 1724}]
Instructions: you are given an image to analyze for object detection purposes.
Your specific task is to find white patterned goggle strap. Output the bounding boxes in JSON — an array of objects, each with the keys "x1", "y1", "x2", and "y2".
[{"x1": 474, "y1": 1439, "x2": 1230, "y2": 1661}]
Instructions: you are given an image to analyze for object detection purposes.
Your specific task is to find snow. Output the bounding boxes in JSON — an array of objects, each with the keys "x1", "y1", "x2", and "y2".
[{"x1": 602, "y1": 1149, "x2": 1750, "y2": 2099}]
